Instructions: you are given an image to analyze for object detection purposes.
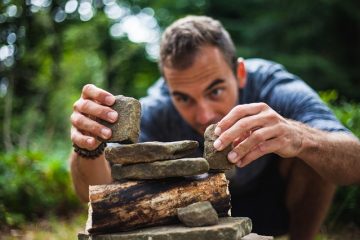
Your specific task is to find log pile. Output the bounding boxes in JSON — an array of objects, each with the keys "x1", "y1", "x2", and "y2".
[{"x1": 82, "y1": 95, "x2": 255, "y2": 239}]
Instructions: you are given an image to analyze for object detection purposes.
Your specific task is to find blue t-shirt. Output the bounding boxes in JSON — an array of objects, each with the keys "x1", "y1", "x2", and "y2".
[{"x1": 139, "y1": 58, "x2": 348, "y2": 191}]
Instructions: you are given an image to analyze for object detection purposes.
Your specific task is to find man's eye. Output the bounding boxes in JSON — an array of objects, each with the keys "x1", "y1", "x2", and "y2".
[
  {"x1": 176, "y1": 95, "x2": 190, "y2": 103},
  {"x1": 210, "y1": 88, "x2": 223, "y2": 97}
]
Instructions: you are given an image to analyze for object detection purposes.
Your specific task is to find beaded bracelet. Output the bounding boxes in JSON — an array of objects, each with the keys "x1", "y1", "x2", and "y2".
[{"x1": 73, "y1": 142, "x2": 107, "y2": 159}]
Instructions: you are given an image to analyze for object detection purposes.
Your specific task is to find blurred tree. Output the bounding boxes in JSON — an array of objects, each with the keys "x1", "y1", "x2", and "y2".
[
  {"x1": 2, "y1": 0, "x2": 357, "y2": 151},
  {"x1": 204, "y1": 0, "x2": 360, "y2": 100},
  {"x1": 0, "y1": 0, "x2": 359, "y2": 228},
  {"x1": 1, "y1": 0, "x2": 359, "y2": 153}
]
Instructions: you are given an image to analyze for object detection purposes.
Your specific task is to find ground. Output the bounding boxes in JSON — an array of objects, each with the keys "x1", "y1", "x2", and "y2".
[{"x1": 1, "y1": 213, "x2": 359, "y2": 240}]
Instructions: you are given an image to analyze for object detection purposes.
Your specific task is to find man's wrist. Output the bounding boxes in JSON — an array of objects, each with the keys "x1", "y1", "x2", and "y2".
[{"x1": 294, "y1": 121, "x2": 322, "y2": 160}]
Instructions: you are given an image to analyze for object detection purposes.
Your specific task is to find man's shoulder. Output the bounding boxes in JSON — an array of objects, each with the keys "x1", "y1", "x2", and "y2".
[
  {"x1": 244, "y1": 58, "x2": 285, "y2": 76},
  {"x1": 244, "y1": 58, "x2": 308, "y2": 95},
  {"x1": 241, "y1": 58, "x2": 292, "y2": 103}
]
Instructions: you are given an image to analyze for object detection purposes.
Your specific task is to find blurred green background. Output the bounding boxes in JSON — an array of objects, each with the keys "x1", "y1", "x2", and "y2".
[{"x1": 0, "y1": 0, "x2": 359, "y2": 238}]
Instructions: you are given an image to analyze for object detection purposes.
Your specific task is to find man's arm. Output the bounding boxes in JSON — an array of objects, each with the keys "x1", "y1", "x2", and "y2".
[
  {"x1": 214, "y1": 103, "x2": 360, "y2": 185},
  {"x1": 297, "y1": 124, "x2": 360, "y2": 185},
  {"x1": 69, "y1": 152, "x2": 112, "y2": 202},
  {"x1": 69, "y1": 84, "x2": 118, "y2": 202}
]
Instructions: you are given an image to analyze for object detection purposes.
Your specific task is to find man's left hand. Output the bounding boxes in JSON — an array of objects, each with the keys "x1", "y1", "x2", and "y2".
[{"x1": 214, "y1": 102, "x2": 304, "y2": 167}]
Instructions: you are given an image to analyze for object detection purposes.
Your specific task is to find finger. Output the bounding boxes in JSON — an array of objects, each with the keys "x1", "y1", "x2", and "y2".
[
  {"x1": 73, "y1": 98, "x2": 118, "y2": 123},
  {"x1": 237, "y1": 137, "x2": 283, "y2": 168},
  {"x1": 228, "y1": 126, "x2": 280, "y2": 163},
  {"x1": 70, "y1": 126, "x2": 100, "y2": 150},
  {"x1": 215, "y1": 103, "x2": 268, "y2": 135},
  {"x1": 232, "y1": 132, "x2": 251, "y2": 148},
  {"x1": 81, "y1": 84, "x2": 115, "y2": 106},
  {"x1": 214, "y1": 111, "x2": 271, "y2": 151},
  {"x1": 228, "y1": 125, "x2": 283, "y2": 163},
  {"x1": 71, "y1": 112, "x2": 112, "y2": 140}
]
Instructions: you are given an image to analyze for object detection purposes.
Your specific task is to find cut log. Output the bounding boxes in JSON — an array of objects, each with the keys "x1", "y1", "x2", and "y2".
[{"x1": 86, "y1": 173, "x2": 231, "y2": 234}]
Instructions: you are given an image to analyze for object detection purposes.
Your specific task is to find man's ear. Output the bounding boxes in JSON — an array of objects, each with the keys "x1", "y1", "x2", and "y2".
[{"x1": 236, "y1": 57, "x2": 247, "y2": 88}]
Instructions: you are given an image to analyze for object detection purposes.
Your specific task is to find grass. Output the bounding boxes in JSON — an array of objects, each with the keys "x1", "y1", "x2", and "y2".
[{"x1": 0, "y1": 212, "x2": 87, "y2": 240}]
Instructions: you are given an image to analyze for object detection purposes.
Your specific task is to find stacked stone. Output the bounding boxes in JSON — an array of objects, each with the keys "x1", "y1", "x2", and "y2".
[
  {"x1": 80, "y1": 95, "x2": 273, "y2": 240},
  {"x1": 100, "y1": 95, "x2": 209, "y2": 180},
  {"x1": 204, "y1": 123, "x2": 234, "y2": 171},
  {"x1": 107, "y1": 141, "x2": 209, "y2": 180},
  {"x1": 102, "y1": 96, "x2": 217, "y2": 230},
  {"x1": 102, "y1": 96, "x2": 235, "y2": 177}
]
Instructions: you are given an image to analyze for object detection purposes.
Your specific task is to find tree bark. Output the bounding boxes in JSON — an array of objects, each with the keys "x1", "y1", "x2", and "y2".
[{"x1": 86, "y1": 173, "x2": 231, "y2": 234}]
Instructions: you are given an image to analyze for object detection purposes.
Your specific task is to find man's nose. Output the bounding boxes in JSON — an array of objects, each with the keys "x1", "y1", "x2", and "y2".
[{"x1": 195, "y1": 102, "x2": 216, "y2": 125}]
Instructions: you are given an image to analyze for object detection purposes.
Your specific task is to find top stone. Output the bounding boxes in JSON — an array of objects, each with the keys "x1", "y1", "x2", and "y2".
[
  {"x1": 204, "y1": 124, "x2": 234, "y2": 171},
  {"x1": 98, "y1": 95, "x2": 141, "y2": 143}
]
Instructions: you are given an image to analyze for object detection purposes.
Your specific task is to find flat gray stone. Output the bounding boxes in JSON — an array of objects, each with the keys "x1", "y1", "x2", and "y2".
[
  {"x1": 78, "y1": 217, "x2": 252, "y2": 240},
  {"x1": 105, "y1": 141, "x2": 199, "y2": 165},
  {"x1": 111, "y1": 158, "x2": 209, "y2": 180},
  {"x1": 204, "y1": 124, "x2": 234, "y2": 171},
  {"x1": 98, "y1": 95, "x2": 141, "y2": 143},
  {"x1": 177, "y1": 201, "x2": 218, "y2": 227}
]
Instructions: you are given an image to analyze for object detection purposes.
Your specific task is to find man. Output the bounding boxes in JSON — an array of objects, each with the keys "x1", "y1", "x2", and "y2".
[{"x1": 69, "y1": 16, "x2": 360, "y2": 239}]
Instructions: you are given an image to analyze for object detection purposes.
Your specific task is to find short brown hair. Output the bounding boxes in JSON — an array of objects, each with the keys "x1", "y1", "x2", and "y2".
[{"x1": 159, "y1": 15, "x2": 237, "y2": 75}]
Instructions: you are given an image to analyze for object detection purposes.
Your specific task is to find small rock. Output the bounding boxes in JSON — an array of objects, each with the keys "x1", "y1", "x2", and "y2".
[
  {"x1": 111, "y1": 158, "x2": 209, "y2": 180},
  {"x1": 105, "y1": 140, "x2": 199, "y2": 165},
  {"x1": 204, "y1": 124, "x2": 233, "y2": 171},
  {"x1": 98, "y1": 95, "x2": 141, "y2": 143},
  {"x1": 241, "y1": 233, "x2": 274, "y2": 240},
  {"x1": 177, "y1": 201, "x2": 218, "y2": 227}
]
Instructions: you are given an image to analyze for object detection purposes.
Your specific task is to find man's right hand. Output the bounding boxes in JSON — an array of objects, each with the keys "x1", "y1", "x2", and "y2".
[{"x1": 70, "y1": 84, "x2": 118, "y2": 151}]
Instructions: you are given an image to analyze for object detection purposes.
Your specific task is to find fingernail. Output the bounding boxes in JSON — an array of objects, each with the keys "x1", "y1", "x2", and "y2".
[
  {"x1": 236, "y1": 160, "x2": 242, "y2": 168},
  {"x1": 101, "y1": 128, "x2": 111, "y2": 138},
  {"x1": 108, "y1": 111, "x2": 118, "y2": 122},
  {"x1": 214, "y1": 127, "x2": 221, "y2": 136},
  {"x1": 105, "y1": 96, "x2": 115, "y2": 106},
  {"x1": 213, "y1": 139, "x2": 222, "y2": 150},
  {"x1": 228, "y1": 151, "x2": 238, "y2": 163}
]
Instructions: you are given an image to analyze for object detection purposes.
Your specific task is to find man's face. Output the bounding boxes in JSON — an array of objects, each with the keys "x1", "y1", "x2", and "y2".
[{"x1": 164, "y1": 45, "x2": 240, "y2": 135}]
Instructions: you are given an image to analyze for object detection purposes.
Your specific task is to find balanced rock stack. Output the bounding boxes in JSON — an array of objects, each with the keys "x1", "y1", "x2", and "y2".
[
  {"x1": 108, "y1": 141, "x2": 209, "y2": 179},
  {"x1": 80, "y1": 95, "x2": 272, "y2": 240}
]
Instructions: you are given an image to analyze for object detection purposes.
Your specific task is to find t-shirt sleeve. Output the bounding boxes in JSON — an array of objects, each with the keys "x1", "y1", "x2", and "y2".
[{"x1": 254, "y1": 62, "x2": 349, "y2": 133}]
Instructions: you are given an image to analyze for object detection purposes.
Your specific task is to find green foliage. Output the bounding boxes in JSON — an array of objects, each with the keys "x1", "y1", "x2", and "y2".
[
  {"x1": 329, "y1": 186, "x2": 360, "y2": 227},
  {"x1": 320, "y1": 90, "x2": 360, "y2": 137},
  {"x1": 204, "y1": 0, "x2": 360, "y2": 101},
  {"x1": 320, "y1": 90, "x2": 360, "y2": 227},
  {"x1": 0, "y1": 146, "x2": 81, "y2": 227},
  {"x1": 0, "y1": 212, "x2": 87, "y2": 239}
]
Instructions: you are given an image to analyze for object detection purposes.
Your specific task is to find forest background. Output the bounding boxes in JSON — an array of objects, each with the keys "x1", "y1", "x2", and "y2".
[{"x1": 0, "y1": 0, "x2": 359, "y2": 238}]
